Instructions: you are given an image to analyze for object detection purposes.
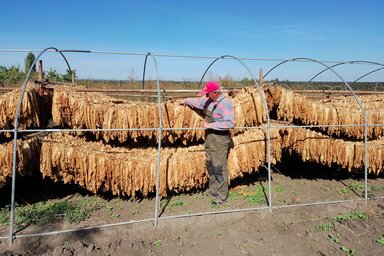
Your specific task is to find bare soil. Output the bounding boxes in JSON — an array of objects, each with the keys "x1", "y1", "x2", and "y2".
[{"x1": 1, "y1": 163, "x2": 384, "y2": 256}]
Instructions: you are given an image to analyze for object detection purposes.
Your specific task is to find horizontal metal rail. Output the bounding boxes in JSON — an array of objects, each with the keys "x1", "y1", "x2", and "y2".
[
  {"x1": 2, "y1": 196, "x2": 383, "y2": 242},
  {"x1": 6, "y1": 122, "x2": 384, "y2": 134}
]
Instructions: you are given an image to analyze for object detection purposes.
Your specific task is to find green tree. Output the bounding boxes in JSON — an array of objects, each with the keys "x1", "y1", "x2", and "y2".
[
  {"x1": 45, "y1": 68, "x2": 62, "y2": 82},
  {"x1": 62, "y1": 69, "x2": 76, "y2": 82},
  {"x1": 25, "y1": 52, "x2": 36, "y2": 73},
  {"x1": 45, "y1": 68, "x2": 76, "y2": 82},
  {"x1": 0, "y1": 65, "x2": 24, "y2": 85}
]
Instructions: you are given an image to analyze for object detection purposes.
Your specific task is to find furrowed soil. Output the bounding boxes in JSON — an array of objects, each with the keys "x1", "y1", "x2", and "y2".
[{"x1": 1, "y1": 162, "x2": 384, "y2": 256}]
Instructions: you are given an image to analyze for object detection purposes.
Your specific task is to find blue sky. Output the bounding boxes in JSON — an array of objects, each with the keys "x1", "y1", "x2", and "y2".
[{"x1": 1, "y1": 0, "x2": 384, "y2": 82}]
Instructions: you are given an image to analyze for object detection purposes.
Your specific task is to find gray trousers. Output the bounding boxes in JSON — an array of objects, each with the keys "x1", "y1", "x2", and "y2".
[{"x1": 204, "y1": 132, "x2": 230, "y2": 201}]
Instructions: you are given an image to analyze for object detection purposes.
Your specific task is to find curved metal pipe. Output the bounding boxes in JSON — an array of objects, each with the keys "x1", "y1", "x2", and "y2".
[
  {"x1": 57, "y1": 50, "x2": 75, "y2": 82},
  {"x1": 303, "y1": 61, "x2": 350, "y2": 89},
  {"x1": 198, "y1": 56, "x2": 223, "y2": 88},
  {"x1": 262, "y1": 59, "x2": 291, "y2": 81},
  {"x1": 8, "y1": 47, "x2": 74, "y2": 247},
  {"x1": 353, "y1": 67, "x2": 384, "y2": 83},
  {"x1": 142, "y1": 53, "x2": 150, "y2": 91},
  {"x1": 262, "y1": 57, "x2": 370, "y2": 202},
  {"x1": 303, "y1": 60, "x2": 384, "y2": 89}
]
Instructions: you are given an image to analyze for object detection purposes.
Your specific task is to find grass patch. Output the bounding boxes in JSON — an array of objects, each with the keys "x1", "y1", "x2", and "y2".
[
  {"x1": 244, "y1": 185, "x2": 266, "y2": 205},
  {"x1": 228, "y1": 191, "x2": 241, "y2": 201},
  {"x1": 350, "y1": 182, "x2": 364, "y2": 192},
  {"x1": 171, "y1": 197, "x2": 184, "y2": 207},
  {"x1": 275, "y1": 185, "x2": 284, "y2": 193},
  {"x1": 339, "y1": 187, "x2": 351, "y2": 194},
  {"x1": 228, "y1": 185, "x2": 267, "y2": 205},
  {"x1": 0, "y1": 199, "x2": 95, "y2": 229}
]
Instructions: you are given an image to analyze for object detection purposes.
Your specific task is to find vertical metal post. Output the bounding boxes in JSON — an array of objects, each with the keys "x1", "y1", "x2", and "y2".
[
  {"x1": 148, "y1": 54, "x2": 163, "y2": 227},
  {"x1": 9, "y1": 47, "x2": 57, "y2": 247},
  {"x1": 364, "y1": 117, "x2": 368, "y2": 202},
  {"x1": 267, "y1": 125, "x2": 272, "y2": 212},
  {"x1": 8, "y1": 47, "x2": 74, "y2": 247}
]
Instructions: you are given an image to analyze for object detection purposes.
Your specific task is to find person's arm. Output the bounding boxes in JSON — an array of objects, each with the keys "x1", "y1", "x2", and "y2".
[{"x1": 183, "y1": 97, "x2": 208, "y2": 110}]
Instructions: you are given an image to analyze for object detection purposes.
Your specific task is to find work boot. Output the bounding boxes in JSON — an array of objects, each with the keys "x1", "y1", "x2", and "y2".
[{"x1": 210, "y1": 198, "x2": 226, "y2": 206}]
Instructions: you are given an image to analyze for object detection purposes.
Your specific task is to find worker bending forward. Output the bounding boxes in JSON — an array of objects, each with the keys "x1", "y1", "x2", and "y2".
[{"x1": 181, "y1": 81, "x2": 234, "y2": 205}]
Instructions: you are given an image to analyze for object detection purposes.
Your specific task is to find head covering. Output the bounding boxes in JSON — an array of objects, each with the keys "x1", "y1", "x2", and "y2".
[{"x1": 199, "y1": 81, "x2": 220, "y2": 96}]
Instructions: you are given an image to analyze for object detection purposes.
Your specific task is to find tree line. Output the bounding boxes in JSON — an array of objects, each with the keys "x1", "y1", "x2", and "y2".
[
  {"x1": 1, "y1": 53, "x2": 382, "y2": 91},
  {"x1": 0, "y1": 52, "x2": 75, "y2": 87}
]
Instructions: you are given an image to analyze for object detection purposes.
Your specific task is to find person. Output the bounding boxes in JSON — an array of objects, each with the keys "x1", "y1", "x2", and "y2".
[{"x1": 180, "y1": 81, "x2": 234, "y2": 205}]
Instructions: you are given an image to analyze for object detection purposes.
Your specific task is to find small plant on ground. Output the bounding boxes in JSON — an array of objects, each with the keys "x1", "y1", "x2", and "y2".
[
  {"x1": 377, "y1": 234, "x2": 384, "y2": 247},
  {"x1": 350, "y1": 181, "x2": 365, "y2": 192},
  {"x1": 244, "y1": 185, "x2": 266, "y2": 205},
  {"x1": 321, "y1": 186, "x2": 332, "y2": 192},
  {"x1": 340, "y1": 245, "x2": 356, "y2": 256},
  {"x1": 154, "y1": 239, "x2": 161, "y2": 247},
  {"x1": 130, "y1": 206, "x2": 139, "y2": 215},
  {"x1": 339, "y1": 187, "x2": 351, "y2": 194},
  {"x1": 275, "y1": 185, "x2": 284, "y2": 193},
  {"x1": 369, "y1": 184, "x2": 383, "y2": 192},
  {"x1": 328, "y1": 234, "x2": 340, "y2": 244},
  {"x1": 106, "y1": 204, "x2": 120, "y2": 219},
  {"x1": 171, "y1": 197, "x2": 184, "y2": 207},
  {"x1": 334, "y1": 211, "x2": 368, "y2": 222},
  {"x1": 316, "y1": 223, "x2": 334, "y2": 232}
]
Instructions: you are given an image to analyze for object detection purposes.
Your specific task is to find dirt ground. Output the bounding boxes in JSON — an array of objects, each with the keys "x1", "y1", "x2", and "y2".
[{"x1": 1, "y1": 163, "x2": 384, "y2": 256}]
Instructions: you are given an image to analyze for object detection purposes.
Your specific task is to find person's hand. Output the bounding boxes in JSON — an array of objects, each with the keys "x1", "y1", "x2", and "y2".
[{"x1": 202, "y1": 121, "x2": 211, "y2": 128}]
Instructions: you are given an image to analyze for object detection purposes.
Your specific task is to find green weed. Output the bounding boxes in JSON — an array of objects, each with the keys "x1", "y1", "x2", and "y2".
[
  {"x1": 339, "y1": 187, "x2": 351, "y2": 194},
  {"x1": 334, "y1": 211, "x2": 368, "y2": 222},
  {"x1": 376, "y1": 234, "x2": 384, "y2": 247},
  {"x1": 228, "y1": 191, "x2": 241, "y2": 201},
  {"x1": 64, "y1": 207, "x2": 88, "y2": 223},
  {"x1": 77, "y1": 196, "x2": 104, "y2": 209},
  {"x1": 216, "y1": 231, "x2": 223, "y2": 237},
  {"x1": 328, "y1": 234, "x2": 340, "y2": 244},
  {"x1": 154, "y1": 239, "x2": 161, "y2": 247},
  {"x1": 321, "y1": 186, "x2": 331, "y2": 192},
  {"x1": 350, "y1": 182, "x2": 364, "y2": 192},
  {"x1": 130, "y1": 209, "x2": 139, "y2": 215},
  {"x1": 109, "y1": 212, "x2": 120, "y2": 219},
  {"x1": 244, "y1": 185, "x2": 266, "y2": 205},
  {"x1": 316, "y1": 223, "x2": 334, "y2": 232},
  {"x1": 275, "y1": 185, "x2": 284, "y2": 193},
  {"x1": 340, "y1": 245, "x2": 356, "y2": 256},
  {"x1": 369, "y1": 185, "x2": 383, "y2": 192},
  {"x1": 171, "y1": 197, "x2": 184, "y2": 207},
  {"x1": 305, "y1": 229, "x2": 313, "y2": 237}
]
